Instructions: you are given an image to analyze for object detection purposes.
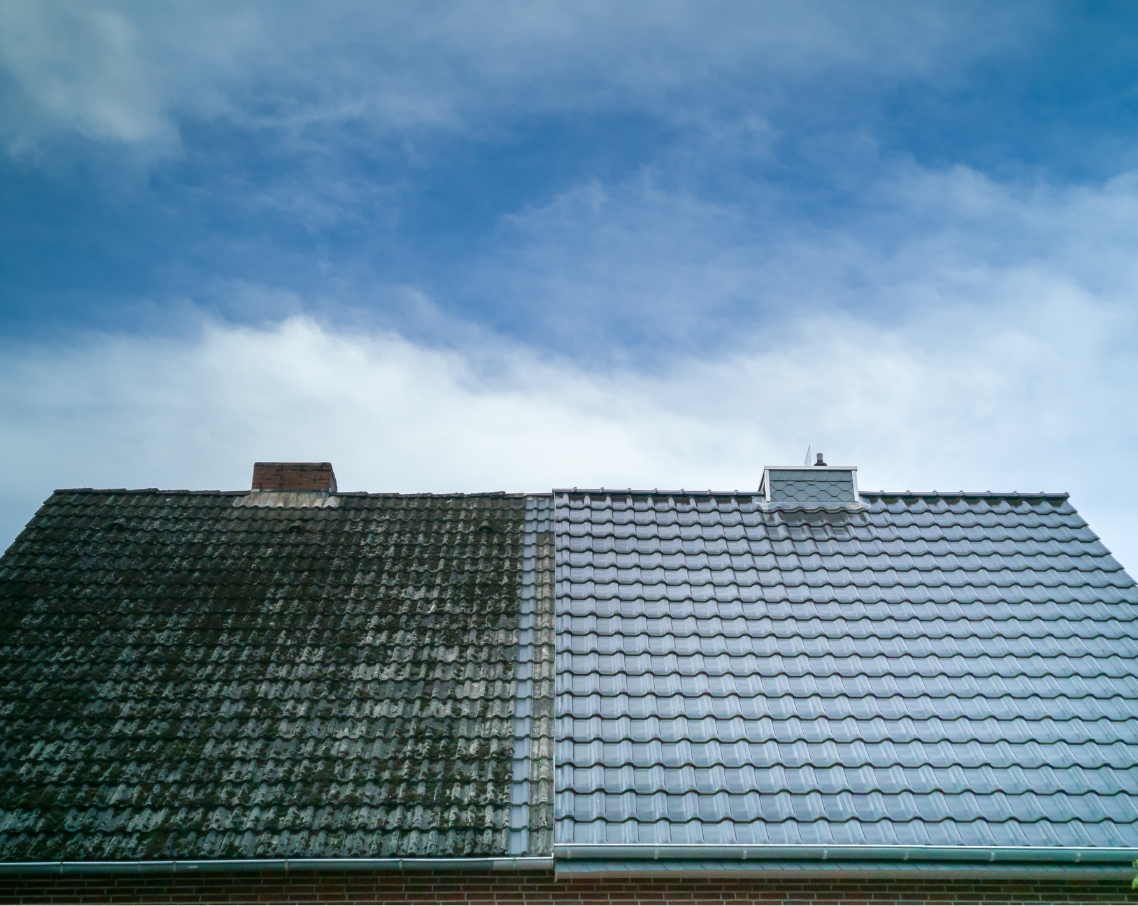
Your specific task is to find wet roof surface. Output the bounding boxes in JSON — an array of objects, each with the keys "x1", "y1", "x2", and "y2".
[
  {"x1": 554, "y1": 491, "x2": 1138, "y2": 849},
  {"x1": 0, "y1": 489, "x2": 551, "y2": 861}
]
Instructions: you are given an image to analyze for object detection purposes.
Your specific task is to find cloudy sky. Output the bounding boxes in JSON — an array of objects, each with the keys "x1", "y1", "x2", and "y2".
[{"x1": 2, "y1": 1, "x2": 1138, "y2": 569}]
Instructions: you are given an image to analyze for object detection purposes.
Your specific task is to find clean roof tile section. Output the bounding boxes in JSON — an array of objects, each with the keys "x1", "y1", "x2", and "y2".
[
  {"x1": 554, "y1": 490, "x2": 1138, "y2": 849},
  {"x1": 0, "y1": 489, "x2": 552, "y2": 861}
]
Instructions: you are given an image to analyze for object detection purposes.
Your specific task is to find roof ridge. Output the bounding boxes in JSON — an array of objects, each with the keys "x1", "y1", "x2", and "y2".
[
  {"x1": 50, "y1": 487, "x2": 1072, "y2": 499},
  {"x1": 864, "y1": 491, "x2": 1070, "y2": 499},
  {"x1": 51, "y1": 488, "x2": 530, "y2": 498},
  {"x1": 552, "y1": 488, "x2": 1070, "y2": 498}
]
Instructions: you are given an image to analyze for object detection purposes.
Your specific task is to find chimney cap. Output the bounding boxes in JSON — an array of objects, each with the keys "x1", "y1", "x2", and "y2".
[
  {"x1": 252, "y1": 462, "x2": 337, "y2": 493},
  {"x1": 815, "y1": 453, "x2": 827, "y2": 466}
]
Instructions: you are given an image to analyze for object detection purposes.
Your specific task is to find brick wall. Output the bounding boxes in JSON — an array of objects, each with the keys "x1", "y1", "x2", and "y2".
[
  {"x1": 251, "y1": 462, "x2": 337, "y2": 492},
  {"x1": 1, "y1": 869, "x2": 1135, "y2": 904}
]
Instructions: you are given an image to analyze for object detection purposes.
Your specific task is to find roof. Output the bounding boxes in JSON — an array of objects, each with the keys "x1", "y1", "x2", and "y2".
[
  {"x1": 2, "y1": 474, "x2": 1137, "y2": 876},
  {"x1": 553, "y1": 490, "x2": 1138, "y2": 861},
  {"x1": 0, "y1": 488, "x2": 553, "y2": 861}
]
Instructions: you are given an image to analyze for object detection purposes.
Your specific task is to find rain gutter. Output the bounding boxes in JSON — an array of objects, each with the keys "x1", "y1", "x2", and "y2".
[
  {"x1": 3, "y1": 849, "x2": 1134, "y2": 876},
  {"x1": 0, "y1": 857, "x2": 554, "y2": 875},
  {"x1": 554, "y1": 844, "x2": 1136, "y2": 865}
]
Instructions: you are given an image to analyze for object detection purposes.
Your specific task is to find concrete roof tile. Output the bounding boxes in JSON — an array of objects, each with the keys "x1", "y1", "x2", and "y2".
[
  {"x1": 0, "y1": 490, "x2": 554, "y2": 861},
  {"x1": 554, "y1": 491, "x2": 1138, "y2": 850}
]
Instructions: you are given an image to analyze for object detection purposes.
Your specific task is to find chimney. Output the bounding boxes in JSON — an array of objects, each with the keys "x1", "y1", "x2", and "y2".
[
  {"x1": 815, "y1": 453, "x2": 826, "y2": 466},
  {"x1": 252, "y1": 462, "x2": 337, "y2": 493}
]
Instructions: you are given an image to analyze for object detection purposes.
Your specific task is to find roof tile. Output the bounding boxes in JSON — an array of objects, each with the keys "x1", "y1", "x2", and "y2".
[
  {"x1": 554, "y1": 491, "x2": 1138, "y2": 849},
  {"x1": 0, "y1": 490, "x2": 553, "y2": 861}
]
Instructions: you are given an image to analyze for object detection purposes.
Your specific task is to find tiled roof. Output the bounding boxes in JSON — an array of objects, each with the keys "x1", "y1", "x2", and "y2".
[
  {"x1": 554, "y1": 490, "x2": 1138, "y2": 850},
  {"x1": 4, "y1": 476, "x2": 1137, "y2": 872},
  {"x1": 0, "y1": 489, "x2": 553, "y2": 861}
]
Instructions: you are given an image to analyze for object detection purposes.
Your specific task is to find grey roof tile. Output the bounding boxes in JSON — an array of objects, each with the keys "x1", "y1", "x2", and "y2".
[{"x1": 554, "y1": 491, "x2": 1138, "y2": 850}]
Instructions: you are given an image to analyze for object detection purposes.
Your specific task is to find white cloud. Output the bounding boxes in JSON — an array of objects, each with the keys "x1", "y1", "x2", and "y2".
[
  {"x1": 1, "y1": 1, "x2": 1134, "y2": 576},
  {"x1": 471, "y1": 158, "x2": 1138, "y2": 362},
  {"x1": 0, "y1": 0, "x2": 256, "y2": 154},
  {"x1": 0, "y1": 1, "x2": 1040, "y2": 155},
  {"x1": 2, "y1": 283, "x2": 1136, "y2": 571},
  {"x1": 0, "y1": 1, "x2": 170, "y2": 150}
]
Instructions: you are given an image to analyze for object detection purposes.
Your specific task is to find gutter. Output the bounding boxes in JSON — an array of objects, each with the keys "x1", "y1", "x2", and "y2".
[
  {"x1": 0, "y1": 857, "x2": 554, "y2": 875},
  {"x1": 555, "y1": 844, "x2": 1136, "y2": 865},
  {"x1": 2, "y1": 848, "x2": 1134, "y2": 877}
]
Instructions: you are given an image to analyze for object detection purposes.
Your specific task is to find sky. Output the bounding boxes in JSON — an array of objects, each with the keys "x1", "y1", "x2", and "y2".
[{"x1": 2, "y1": 1, "x2": 1138, "y2": 569}]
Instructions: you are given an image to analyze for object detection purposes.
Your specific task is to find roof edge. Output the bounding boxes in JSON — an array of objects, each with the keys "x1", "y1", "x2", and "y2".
[
  {"x1": 0, "y1": 857, "x2": 555, "y2": 875},
  {"x1": 553, "y1": 844, "x2": 1136, "y2": 866},
  {"x1": 47, "y1": 488, "x2": 1073, "y2": 499},
  {"x1": 863, "y1": 491, "x2": 1070, "y2": 499},
  {"x1": 48, "y1": 489, "x2": 533, "y2": 499},
  {"x1": 552, "y1": 489, "x2": 1070, "y2": 499}
]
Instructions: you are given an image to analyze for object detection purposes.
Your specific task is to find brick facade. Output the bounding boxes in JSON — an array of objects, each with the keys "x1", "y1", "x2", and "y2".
[{"x1": 0, "y1": 869, "x2": 1135, "y2": 904}]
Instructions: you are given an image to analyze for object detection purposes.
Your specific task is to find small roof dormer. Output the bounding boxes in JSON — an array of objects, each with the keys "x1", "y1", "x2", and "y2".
[{"x1": 759, "y1": 458, "x2": 859, "y2": 504}]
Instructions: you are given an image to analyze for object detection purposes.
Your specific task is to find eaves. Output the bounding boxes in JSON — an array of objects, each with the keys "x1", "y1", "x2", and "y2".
[{"x1": 552, "y1": 844, "x2": 1138, "y2": 880}]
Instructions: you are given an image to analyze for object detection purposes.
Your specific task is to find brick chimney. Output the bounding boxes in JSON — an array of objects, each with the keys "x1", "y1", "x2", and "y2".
[{"x1": 251, "y1": 462, "x2": 337, "y2": 493}]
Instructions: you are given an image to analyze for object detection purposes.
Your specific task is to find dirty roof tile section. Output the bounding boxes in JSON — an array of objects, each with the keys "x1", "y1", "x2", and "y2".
[
  {"x1": 508, "y1": 497, "x2": 555, "y2": 857},
  {"x1": 0, "y1": 489, "x2": 552, "y2": 861},
  {"x1": 554, "y1": 491, "x2": 1138, "y2": 849}
]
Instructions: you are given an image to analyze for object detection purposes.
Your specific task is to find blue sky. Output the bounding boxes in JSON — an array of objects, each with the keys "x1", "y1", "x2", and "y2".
[{"x1": 3, "y1": 1, "x2": 1138, "y2": 568}]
